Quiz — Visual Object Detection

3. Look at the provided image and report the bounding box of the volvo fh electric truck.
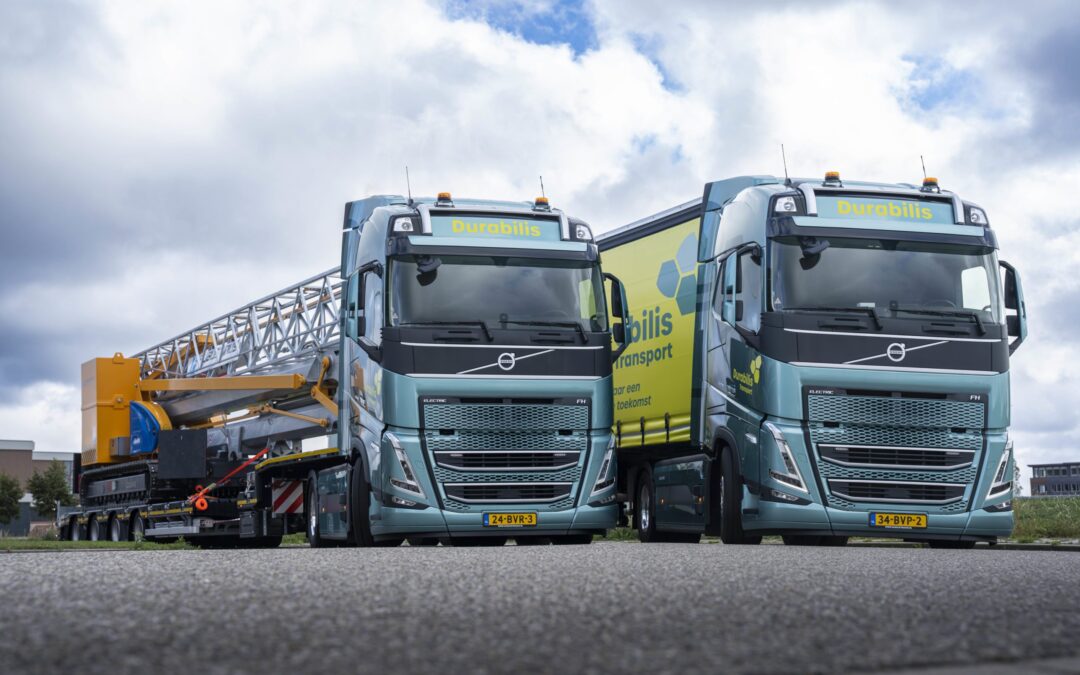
[60,193,628,547]
[598,173,1026,548]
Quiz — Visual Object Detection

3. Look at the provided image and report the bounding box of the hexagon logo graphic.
[656,232,699,316]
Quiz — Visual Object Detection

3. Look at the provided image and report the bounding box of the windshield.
[770,237,1002,323]
[389,255,608,332]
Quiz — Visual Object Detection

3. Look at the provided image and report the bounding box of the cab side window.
[737,250,762,333]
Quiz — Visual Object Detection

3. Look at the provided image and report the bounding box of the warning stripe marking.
[271,480,304,514]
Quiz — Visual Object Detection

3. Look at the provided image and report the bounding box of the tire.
[306,471,328,548]
[107,515,121,542]
[821,536,849,547]
[68,516,81,541]
[374,537,405,548]
[928,540,977,549]
[636,466,660,543]
[782,535,823,546]
[719,448,761,545]
[407,537,440,547]
[348,460,376,547]
[129,512,145,542]
[87,515,100,541]
[552,534,593,545]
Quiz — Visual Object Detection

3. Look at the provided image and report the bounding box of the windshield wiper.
[786,306,882,330]
[890,308,986,336]
[400,320,493,342]
[500,319,587,343]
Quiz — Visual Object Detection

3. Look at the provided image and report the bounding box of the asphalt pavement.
[1,542,1078,674]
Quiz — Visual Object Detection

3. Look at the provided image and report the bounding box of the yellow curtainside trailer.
[602,212,700,449]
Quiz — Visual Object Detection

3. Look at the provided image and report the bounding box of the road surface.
[2,542,1078,674]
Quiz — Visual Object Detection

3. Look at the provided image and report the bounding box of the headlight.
[590,437,616,501]
[986,439,1013,501]
[386,432,425,497]
[763,422,808,494]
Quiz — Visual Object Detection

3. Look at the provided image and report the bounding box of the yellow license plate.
[870,512,927,529]
[483,512,537,527]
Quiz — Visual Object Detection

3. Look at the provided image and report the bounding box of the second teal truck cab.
[323,193,629,546]
[599,173,1026,548]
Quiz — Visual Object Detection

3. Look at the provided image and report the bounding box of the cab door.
[711,246,765,487]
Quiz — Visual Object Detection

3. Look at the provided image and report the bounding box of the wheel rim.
[131,515,144,542]
[717,464,724,518]
[70,518,80,541]
[88,519,99,541]
[639,483,650,531]
[109,519,120,542]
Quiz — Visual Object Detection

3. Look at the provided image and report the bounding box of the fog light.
[771,489,800,503]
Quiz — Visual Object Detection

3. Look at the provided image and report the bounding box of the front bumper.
[372,501,618,539]
[750,498,1014,540]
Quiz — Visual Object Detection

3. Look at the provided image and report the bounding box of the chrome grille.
[434,451,581,471]
[808,394,983,429]
[423,403,588,431]
[443,483,573,503]
[819,445,975,470]
[828,480,966,505]
[806,391,986,513]
[421,399,590,512]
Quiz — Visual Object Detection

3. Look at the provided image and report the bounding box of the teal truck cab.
[599,173,1026,548]
[327,193,628,546]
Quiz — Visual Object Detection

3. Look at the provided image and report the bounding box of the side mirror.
[604,272,630,361]
[1000,260,1027,354]
[351,261,384,362]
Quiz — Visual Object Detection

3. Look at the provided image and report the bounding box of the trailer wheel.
[87,515,100,541]
[306,471,328,548]
[107,515,121,542]
[348,460,376,547]
[68,516,81,541]
[719,447,761,545]
[129,512,145,542]
[636,466,660,543]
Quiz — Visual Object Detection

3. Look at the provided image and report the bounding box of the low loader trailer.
[598,173,1026,548]
[60,193,629,547]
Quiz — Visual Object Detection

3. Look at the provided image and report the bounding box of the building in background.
[0,440,78,535]
[1030,462,1080,497]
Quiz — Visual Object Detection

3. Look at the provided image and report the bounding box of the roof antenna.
[920,155,927,180]
[405,165,413,205]
[781,144,791,186]
[539,175,546,198]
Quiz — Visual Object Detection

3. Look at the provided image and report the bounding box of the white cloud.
[1,0,1077,484]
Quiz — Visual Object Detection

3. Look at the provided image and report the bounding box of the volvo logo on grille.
[497,352,516,370]
[886,343,907,362]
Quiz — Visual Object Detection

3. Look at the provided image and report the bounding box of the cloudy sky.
[1,0,1077,482]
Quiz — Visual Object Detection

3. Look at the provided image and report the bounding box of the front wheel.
[636,467,660,543]
[719,448,761,545]
[306,471,328,548]
[348,460,376,547]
